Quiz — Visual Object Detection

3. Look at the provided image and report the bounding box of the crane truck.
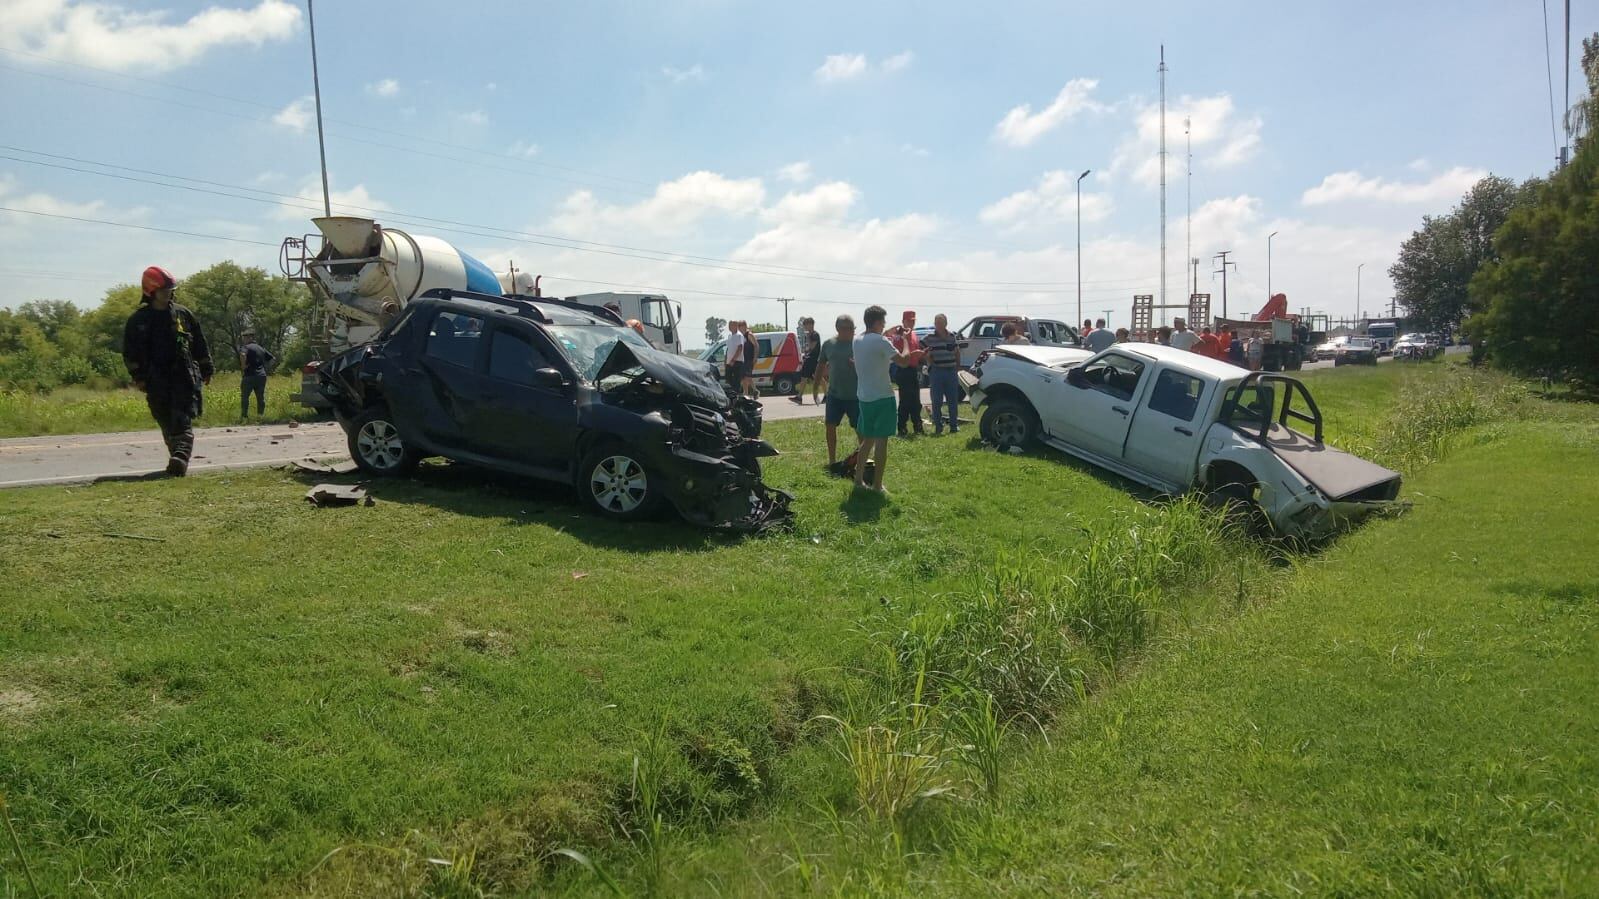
[281,216,686,410]
[1211,293,1312,371]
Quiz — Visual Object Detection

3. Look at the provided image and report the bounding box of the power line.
[3,206,1151,311]
[1543,0,1560,155]
[0,46,1041,257]
[2,145,1156,293]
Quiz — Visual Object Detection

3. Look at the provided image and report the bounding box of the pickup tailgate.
[1263,425,1401,501]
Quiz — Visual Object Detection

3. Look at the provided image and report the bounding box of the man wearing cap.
[123,266,213,476]
[238,329,275,420]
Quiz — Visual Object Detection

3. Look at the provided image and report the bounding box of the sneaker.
[788,395,803,404]
[950,426,960,434]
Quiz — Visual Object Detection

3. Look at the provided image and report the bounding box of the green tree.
[1389,175,1535,332]
[705,315,726,345]
[180,262,313,371]
[747,322,785,333]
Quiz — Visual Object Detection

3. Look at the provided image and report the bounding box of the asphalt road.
[0,391,877,489]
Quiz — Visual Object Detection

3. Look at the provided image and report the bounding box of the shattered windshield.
[547,325,652,382]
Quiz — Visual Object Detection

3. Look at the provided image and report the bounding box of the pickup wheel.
[1205,479,1269,537]
[348,406,420,476]
[980,398,1040,449]
[579,442,665,521]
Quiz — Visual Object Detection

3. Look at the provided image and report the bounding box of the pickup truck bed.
[1258,423,1401,502]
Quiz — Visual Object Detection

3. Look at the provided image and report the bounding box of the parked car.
[700,330,803,395]
[1392,333,1441,361]
[317,289,793,531]
[1313,335,1348,361]
[1334,336,1379,366]
[957,315,1080,364]
[958,343,1401,539]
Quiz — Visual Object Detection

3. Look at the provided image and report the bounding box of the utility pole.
[1103,308,1113,328]
[306,0,331,217]
[1190,257,1199,297]
[1185,116,1192,302]
[1076,169,1091,331]
[1356,263,1365,321]
[1213,250,1235,319]
[1157,46,1168,324]
[776,297,793,331]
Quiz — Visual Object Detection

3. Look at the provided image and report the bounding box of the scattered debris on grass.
[305,484,374,507]
[290,458,359,475]
[102,532,165,542]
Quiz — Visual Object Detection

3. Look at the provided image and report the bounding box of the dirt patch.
[0,687,41,722]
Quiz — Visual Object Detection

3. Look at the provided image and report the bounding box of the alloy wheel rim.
[591,455,647,512]
[993,412,1027,446]
[357,420,403,469]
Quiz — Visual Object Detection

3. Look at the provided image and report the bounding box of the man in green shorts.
[852,305,914,494]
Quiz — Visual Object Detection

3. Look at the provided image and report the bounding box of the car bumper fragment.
[665,441,794,534]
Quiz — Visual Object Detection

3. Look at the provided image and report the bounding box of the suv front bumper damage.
[665,440,794,533]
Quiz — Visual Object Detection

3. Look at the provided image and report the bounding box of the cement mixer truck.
[281,216,685,410]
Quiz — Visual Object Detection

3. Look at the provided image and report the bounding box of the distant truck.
[1365,321,1400,355]
[281,216,686,409]
[957,315,1081,361]
[1213,293,1311,371]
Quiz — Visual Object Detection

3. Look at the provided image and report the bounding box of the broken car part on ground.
[316,289,793,532]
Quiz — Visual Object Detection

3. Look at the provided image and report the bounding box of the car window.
[487,328,552,386]
[1147,368,1205,422]
[704,342,726,364]
[757,337,774,359]
[547,324,652,381]
[424,311,484,369]
[1079,353,1146,401]
[1034,321,1054,342]
[975,320,1002,339]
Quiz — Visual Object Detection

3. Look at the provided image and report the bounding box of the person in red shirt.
[887,310,924,436]
[1194,326,1223,358]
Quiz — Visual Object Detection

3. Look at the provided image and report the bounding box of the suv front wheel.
[348,405,420,476]
[580,443,664,520]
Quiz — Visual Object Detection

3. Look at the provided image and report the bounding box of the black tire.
[979,398,1040,449]
[579,442,665,521]
[1205,479,1269,537]
[347,405,420,476]
[771,374,797,396]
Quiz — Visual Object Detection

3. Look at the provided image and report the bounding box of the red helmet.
[141,265,174,295]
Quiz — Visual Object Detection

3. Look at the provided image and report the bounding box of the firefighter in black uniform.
[123,266,213,476]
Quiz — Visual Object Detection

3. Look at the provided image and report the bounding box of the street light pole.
[306,0,331,217]
[1357,263,1365,320]
[1076,169,1091,332]
[1267,230,1279,300]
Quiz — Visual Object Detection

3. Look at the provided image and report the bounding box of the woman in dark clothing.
[791,316,823,405]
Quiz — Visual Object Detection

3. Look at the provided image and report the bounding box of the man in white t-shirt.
[1168,318,1199,352]
[723,319,745,393]
[852,305,913,494]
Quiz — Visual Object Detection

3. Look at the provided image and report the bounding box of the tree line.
[1392,33,1599,388]
[0,262,316,391]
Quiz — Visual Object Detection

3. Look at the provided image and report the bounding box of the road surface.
[0,391,892,489]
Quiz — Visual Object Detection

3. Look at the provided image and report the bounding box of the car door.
[472,323,579,471]
[402,309,486,453]
[1044,351,1148,459]
[1123,365,1209,489]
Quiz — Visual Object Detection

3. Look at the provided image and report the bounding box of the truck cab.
[567,293,685,355]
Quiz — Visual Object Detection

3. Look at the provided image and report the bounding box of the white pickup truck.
[959,343,1402,539]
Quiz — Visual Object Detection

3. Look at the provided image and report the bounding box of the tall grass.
[0,375,309,437]
[1348,365,1525,472]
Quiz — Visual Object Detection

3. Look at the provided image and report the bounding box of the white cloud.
[365,78,400,97]
[813,50,916,84]
[1111,93,1264,187]
[978,170,1112,231]
[993,78,1105,147]
[508,140,540,159]
[1407,158,1431,172]
[777,161,813,184]
[901,143,931,158]
[1300,166,1487,206]
[459,110,489,126]
[2,0,300,73]
[549,171,766,236]
[0,173,141,220]
[272,176,390,221]
[486,82,498,92]
[272,96,314,132]
[661,64,707,84]
[881,50,914,73]
[763,182,859,225]
[814,53,868,83]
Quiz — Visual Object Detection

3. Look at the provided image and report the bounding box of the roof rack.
[417,288,552,323]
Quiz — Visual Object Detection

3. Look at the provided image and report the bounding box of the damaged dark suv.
[317,289,793,531]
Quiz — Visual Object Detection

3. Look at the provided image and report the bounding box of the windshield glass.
[547,324,652,381]
[1347,338,1374,348]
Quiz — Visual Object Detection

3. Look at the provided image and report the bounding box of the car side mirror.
[533,367,565,389]
[1066,367,1086,388]
[660,326,674,344]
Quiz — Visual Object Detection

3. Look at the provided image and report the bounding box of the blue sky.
[2,0,1593,338]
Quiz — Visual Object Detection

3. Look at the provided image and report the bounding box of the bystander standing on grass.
[853,305,912,493]
[923,313,962,436]
[817,315,860,470]
[122,266,212,476]
[237,329,274,420]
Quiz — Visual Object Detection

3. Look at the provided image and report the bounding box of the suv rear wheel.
[348,406,420,476]
[580,442,664,520]
[980,398,1039,449]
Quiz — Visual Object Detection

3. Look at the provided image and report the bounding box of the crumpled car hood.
[595,340,729,409]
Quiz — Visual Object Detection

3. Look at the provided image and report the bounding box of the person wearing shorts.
[852,305,913,494]
[817,315,859,468]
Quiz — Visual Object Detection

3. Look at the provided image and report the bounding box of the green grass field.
[1,362,1594,896]
[0,374,312,437]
